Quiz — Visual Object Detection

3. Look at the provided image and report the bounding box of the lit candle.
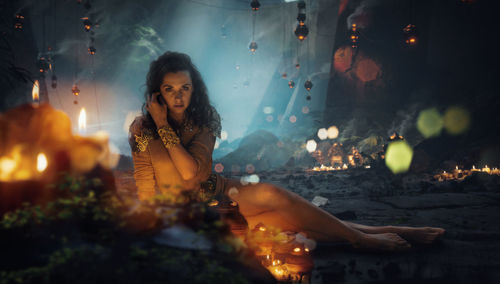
[78,107,87,134]
[32,80,39,106]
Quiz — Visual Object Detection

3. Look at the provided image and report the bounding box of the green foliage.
[0,174,252,284]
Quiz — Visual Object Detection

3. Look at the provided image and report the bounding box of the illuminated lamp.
[403,24,418,46]
[88,46,96,55]
[51,74,57,89]
[251,0,260,11]
[82,18,92,32]
[14,14,24,30]
[72,84,80,97]
[297,13,306,25]
[37,57,50,73]
[295,24,309,41]
[288,80,295,88]
[350,24,359,49]
[249,41,258,53]
[304,80,313,91]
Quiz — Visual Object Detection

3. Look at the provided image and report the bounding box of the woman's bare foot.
[353,233,412,251]
[390,226,445,244]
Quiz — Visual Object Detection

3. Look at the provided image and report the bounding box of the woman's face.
[159,71,193,117]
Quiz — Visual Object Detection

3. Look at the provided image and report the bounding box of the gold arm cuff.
[157,125,181,149]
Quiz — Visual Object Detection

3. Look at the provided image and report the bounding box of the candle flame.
[78,108,87,131]
[32,80,39,101]
[293,247,301,253]
[208,200,219,207]
[37,153,48,172]
[259,226,266,232]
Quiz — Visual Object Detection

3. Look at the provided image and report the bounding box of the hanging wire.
[251,7,256,41]
[306,0,310,78]
[51,0,64,109]
[91,55,102,130]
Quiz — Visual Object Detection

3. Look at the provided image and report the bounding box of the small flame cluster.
[403,24,418,46]
[434,165,500,182]
[246,223,314,282]
[310,143,366,171]
[350,23,359,49]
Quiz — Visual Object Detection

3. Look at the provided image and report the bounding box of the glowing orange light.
[259,226,266,232]
[78,108,87,132]
[208,200,219,207]
[293,247,301,253]
[36,153,48,172]
[32,80,39,102]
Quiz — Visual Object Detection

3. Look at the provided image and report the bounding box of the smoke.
[388,103,422,137]
[346,0,379,28]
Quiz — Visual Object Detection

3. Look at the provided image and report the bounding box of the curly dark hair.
[139,51,221,137]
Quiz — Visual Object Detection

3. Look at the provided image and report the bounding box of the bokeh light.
[240,174,260,185]
[443,106,471,135]
[263,106,274,114]
[221,130,228,141]
[317,128,328,140]
[214,163,224,173]
[289,115,297,123]
[416,108,443,138]
[327,126,339,139]
[306,140,317,153]
[355,58,381,82]
[266,115,273,122]
[385,140,414,174]
[246,164,255,174]
[302,106,310,114]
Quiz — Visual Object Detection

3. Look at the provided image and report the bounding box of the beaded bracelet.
[157,125,180,149]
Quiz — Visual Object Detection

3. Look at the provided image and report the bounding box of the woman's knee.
[250,183,294,209]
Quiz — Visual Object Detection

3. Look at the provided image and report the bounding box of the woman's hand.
[146,92,168,128]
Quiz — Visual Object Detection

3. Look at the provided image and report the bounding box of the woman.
[129,51,444,251]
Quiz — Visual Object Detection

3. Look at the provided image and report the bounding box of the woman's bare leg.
[224,179,411,251]
[343,221,445,244]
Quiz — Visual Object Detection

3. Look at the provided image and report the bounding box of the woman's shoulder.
[128,115,155,152]
[129,115,152,135]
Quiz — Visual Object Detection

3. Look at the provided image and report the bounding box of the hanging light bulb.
[88,46,96,55]
[288,80,295,88]
[249,41,258,54]
[14,14,24,30]
[82,18,92,32]
[250,0,261,11]
[297,1,306,10]
[350,23,359,49]
[304,80,313,91]
[403,24,418,45]
[72,84,80,97]
[295,24,309,41]
[51,74,57,89]
[297,13,306,26]
[37,57,50,73]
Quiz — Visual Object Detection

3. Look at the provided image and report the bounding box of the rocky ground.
[114,166,500,283]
